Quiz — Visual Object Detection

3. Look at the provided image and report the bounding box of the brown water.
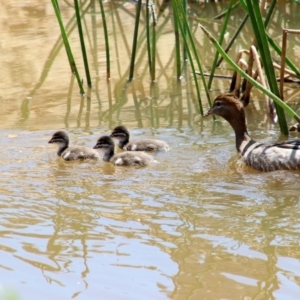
[1,1,300,299]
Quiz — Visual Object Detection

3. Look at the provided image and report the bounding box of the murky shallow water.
[1,1,300,299]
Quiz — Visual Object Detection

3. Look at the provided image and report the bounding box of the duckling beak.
[48,138,54,144]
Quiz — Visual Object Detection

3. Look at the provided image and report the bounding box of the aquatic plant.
[201,0,300,134]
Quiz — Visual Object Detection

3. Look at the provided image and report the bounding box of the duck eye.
[215,101,222,107]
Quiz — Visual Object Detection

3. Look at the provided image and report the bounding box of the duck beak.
[204,107,214,117]
[48,138,54,144]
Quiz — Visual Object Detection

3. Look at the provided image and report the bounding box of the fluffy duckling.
[49,131,99,161]
[205,93,300,171]
[93,136,155,166]
[110,125,169,152]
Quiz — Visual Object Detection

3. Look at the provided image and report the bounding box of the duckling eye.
[215,100,222,107]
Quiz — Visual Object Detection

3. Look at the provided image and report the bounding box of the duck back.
[241,139,300,171]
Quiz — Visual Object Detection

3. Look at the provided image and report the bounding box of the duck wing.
[273,139,300,150]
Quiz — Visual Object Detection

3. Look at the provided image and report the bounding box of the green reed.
[146,0,152,75]
[51,0,85,94]
[74,0,92,87]
[129,0,142,81]
[245,0,288,134]
[171,1,181,79]
[146,0,157,81]
[216,14,249,67]
[173,0,211,114]
[207,0,234,90]
[98,0,110,79]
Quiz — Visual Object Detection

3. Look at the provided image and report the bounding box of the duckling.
[205,93,300,171]
[110,125,169,152]
[48,131,99,161]
[93,136,155,166]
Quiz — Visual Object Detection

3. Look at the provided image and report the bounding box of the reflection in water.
[1,0,300,299]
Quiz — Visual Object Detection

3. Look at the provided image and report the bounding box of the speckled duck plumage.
[205,94,300,171]
[48,131,99,161]
[93,136,155,166]
[110,125,169,152]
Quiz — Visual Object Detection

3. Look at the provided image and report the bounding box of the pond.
[1,1,300,299]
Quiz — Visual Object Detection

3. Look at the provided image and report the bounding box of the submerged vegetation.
[48,0,300,134]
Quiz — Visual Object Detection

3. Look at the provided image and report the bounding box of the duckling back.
[61,146,100,161]
[110,151,155,166]
[125,139,169,152]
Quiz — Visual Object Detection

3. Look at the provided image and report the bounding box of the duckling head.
[93,136,115,161]
[48,131,69,147]
[111,125,129,139]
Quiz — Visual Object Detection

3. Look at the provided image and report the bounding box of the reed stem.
[74,0,92,88]
[150,1,157,81]
[208,0,234,90]
[129,0,142,81]
[246,0,288,134]
[174,0,211,111]
[98,0,111,80]
[171,1,181,79]
[51,0,85,94]
[146,0,152,75]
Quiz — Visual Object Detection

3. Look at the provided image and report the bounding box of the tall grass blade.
[182,0,187,61]
[171,1,181,79]
[51,0,85,94]
[214,1,240,20]
[98,0,111,79]
[74,0,92,88]
[208,0,234,89]
[264,0,276,26]
[146,0,152,75]
[244,0,288,134]
[149,1,157,81]
[173,0,211,112]
[216,14,249,67]
[172,0,201,114]
[129,0,142,81]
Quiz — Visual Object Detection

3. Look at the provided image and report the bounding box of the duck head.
[206,94,247,130]
[205,94,245,121]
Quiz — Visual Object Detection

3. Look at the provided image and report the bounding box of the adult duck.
[93,136,156,166]
[49,131,99,161]
[110,125,169,152]
[205,93,300,171]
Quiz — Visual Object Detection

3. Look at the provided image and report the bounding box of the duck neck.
[57,142,68,157]
[103,147,114,162]
[228,118,251,153]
